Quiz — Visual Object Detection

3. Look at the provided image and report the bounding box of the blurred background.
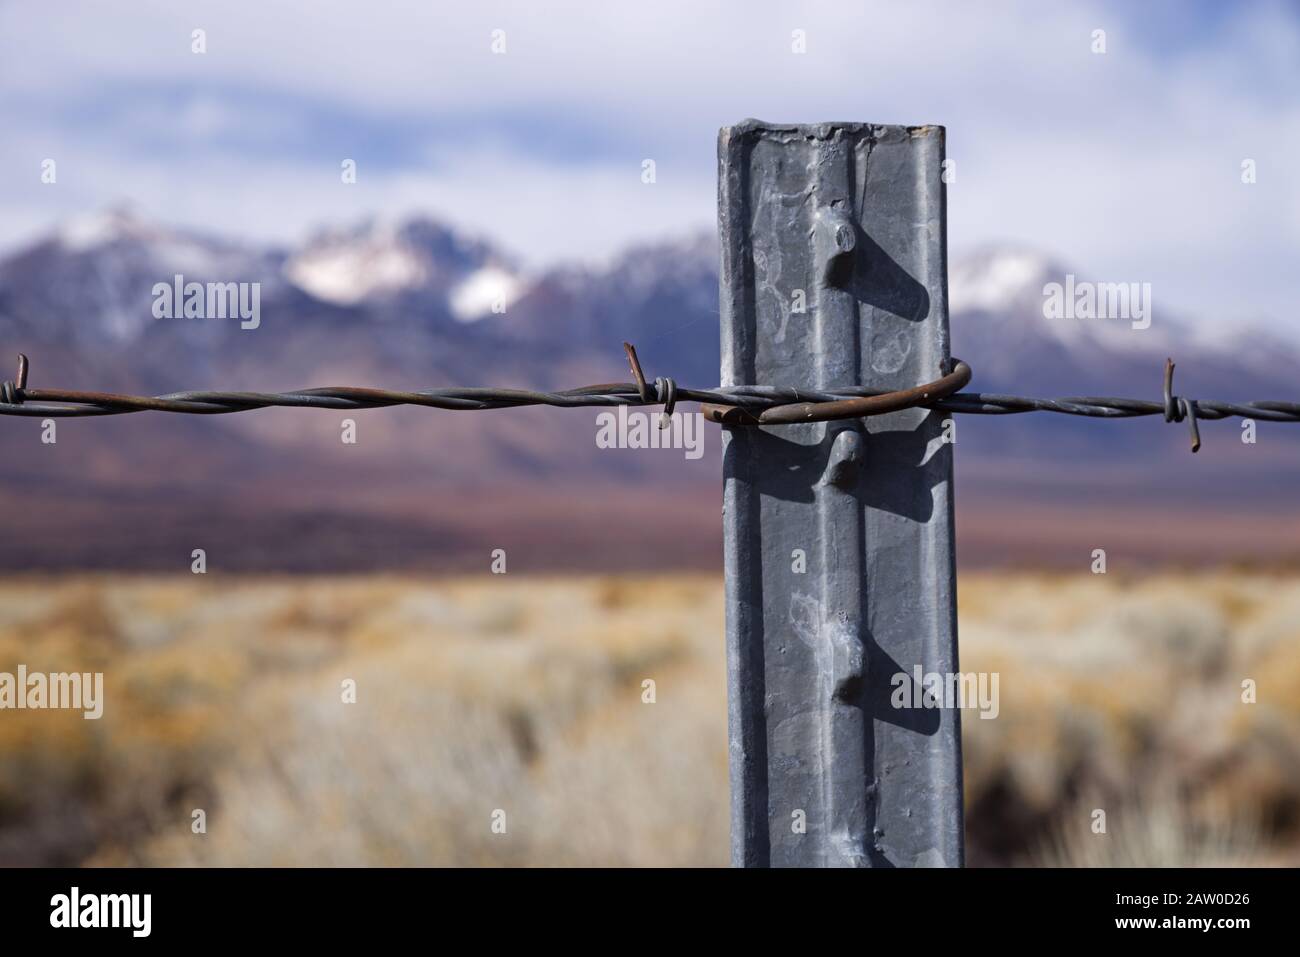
[0,0,1297,865]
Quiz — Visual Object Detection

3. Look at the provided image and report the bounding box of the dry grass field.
[0,571,1297,866]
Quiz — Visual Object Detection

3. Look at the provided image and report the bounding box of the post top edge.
[720,119,945,142]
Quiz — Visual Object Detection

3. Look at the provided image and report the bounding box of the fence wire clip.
[700,358,972,425]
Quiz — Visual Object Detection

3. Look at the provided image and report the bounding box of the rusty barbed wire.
[2,345,1298,453]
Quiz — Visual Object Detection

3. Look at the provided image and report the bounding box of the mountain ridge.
[1,209,1297,570]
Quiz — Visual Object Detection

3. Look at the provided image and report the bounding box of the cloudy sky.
[2,0,1298,333]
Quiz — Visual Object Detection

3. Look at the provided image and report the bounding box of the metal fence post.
[719,120,963,867]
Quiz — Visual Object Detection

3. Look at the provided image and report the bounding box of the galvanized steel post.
[719,120,964,867]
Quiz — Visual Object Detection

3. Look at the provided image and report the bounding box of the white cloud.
[1,0,1299,333]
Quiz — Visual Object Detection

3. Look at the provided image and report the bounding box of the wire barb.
[622,342,652,402]
[655,376,678,429]
[624,341,679,429]
[1162,357,1201,452]
[0,354,27,406]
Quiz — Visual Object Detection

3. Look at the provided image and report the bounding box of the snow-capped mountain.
[0,210,1296,571]
[947,245,1296,403]
[0,207,285,346]
[949,246,1056,315]
[949,245,1182,373]
[284,216,522,321]
[496,231,721,383]
[2,210,1294,405]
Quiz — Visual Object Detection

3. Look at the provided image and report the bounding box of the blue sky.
[2,0,1299,334]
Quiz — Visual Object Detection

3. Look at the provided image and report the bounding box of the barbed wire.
[2,345,1298,453]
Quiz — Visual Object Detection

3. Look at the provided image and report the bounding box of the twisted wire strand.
[1,347,1298,451]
